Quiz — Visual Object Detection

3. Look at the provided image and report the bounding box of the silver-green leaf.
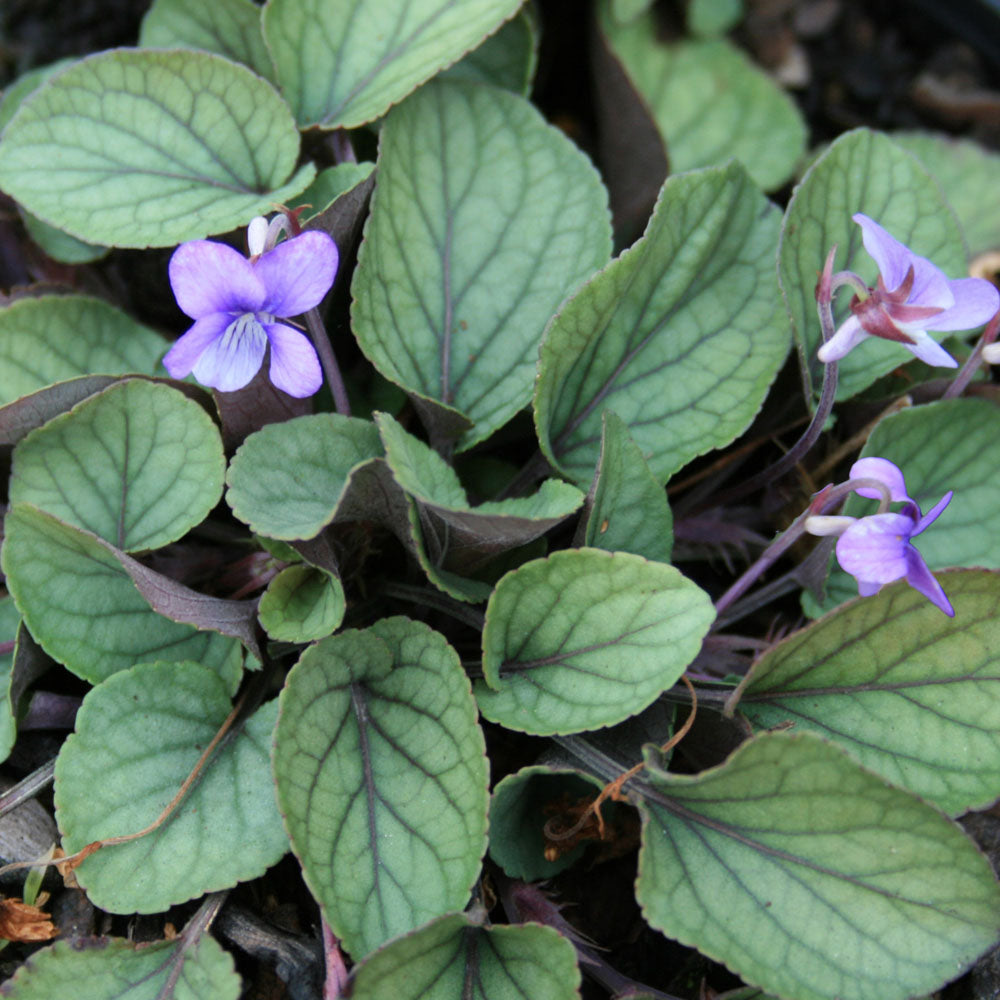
[637,731,1000,1000]
[0,49,314,247]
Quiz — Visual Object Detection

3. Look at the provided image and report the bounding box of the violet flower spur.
[805,457,954,616]
[162,221,339,398]
[817,213,1000,368]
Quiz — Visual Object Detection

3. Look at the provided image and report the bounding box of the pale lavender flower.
[163,221,338,397]
[818,214,999,368]
[805,457,953,616]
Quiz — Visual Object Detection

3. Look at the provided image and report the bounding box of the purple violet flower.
[163,221,339,397]
[805,457,954,616]
[817,214,999,368]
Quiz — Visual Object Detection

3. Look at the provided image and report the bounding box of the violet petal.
[929,278,1000,332]
[169,240,266,318]
[191,314,268,392]
[162,312,232,378]
[853,214,913,291]
[904,548,954,616]
[836,513,913,585]
[265,322,323,398]
[817,315,868,362]
[912,490,953,536]
[853,214,953,308]
[256,232,339,317]
[849,457,911,503]
[903,331,959,368]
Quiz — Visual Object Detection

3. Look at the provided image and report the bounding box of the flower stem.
[942,309,1000,400]
[304,307,351,417]
[702,250,842,508]
[712,475,890,617]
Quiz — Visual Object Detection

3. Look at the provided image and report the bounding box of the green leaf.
[0,296,167,406]
[274,618,488,959]
[582,411,673,562]
[377,412,583,571]
[263,0,523,128]
[226,413,383,540]
[608,0,655,24]
[288,162,375,220]
[812,397,1000,615]
[535,161,786,486]
[636,731,1000,1000]
[258,564,345,642]
[475,549,714,734]
[10,380,224,552]
[778,128,967,402]
[350,913,581,1000]
[688,0,744,35]
[0,375,128,447]
[439,6,539,95]
[353,79,611,450]
[739,570,1000,816]
[1,504,242,687]
[599,7,805,190]
[489,765,620,879]
[55,661,286,914]
[0,934,240,1000]
[0,599,21,764]
[140,0,276,82]
[0,59,75,132]
[20,210,108,265]
[0,49,314,248]
[892,130,1000,259]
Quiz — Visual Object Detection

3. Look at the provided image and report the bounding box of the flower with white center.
[163,219,339,397]
[817,214,999,368]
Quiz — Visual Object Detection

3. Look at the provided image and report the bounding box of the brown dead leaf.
[0,897,57,942]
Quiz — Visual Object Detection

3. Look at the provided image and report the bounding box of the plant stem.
[942,310,1000,400]
[304,306,351,416]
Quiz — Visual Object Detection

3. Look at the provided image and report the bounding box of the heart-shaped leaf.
[10,380,224,552]
[739,570,1000,816]
[55,661,286,913]
[636,731,1000,1000]
[535,161,786,486]
[599,5,805,190]
[274,618,488,959]
[0,934,240,1000]
[263,0,522,128]
[0,296,166,407]
[349,913,581,1000]
[353,79,611,450]
[139,0,276,82]
[258,564,345,642]
[226,413,383,540]
[778,128,966,402]
[475,549,714,734]
[1,504,242,687]
[0,49,314,247]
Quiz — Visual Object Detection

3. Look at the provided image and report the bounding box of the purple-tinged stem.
[942,309,1000,400]
[304,306,352,417]
[712,476,891,617]
[322,919,349,1000]
[705,250,844,508]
